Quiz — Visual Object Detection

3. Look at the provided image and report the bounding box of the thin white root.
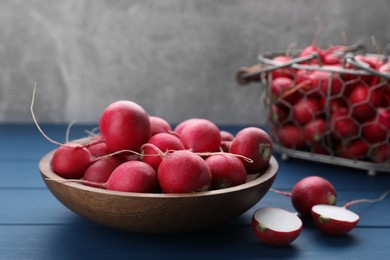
[31,83,64,146]
[343,189,390,209]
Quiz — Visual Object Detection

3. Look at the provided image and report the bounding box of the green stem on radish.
[343,189,390,209]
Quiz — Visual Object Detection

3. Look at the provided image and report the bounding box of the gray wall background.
[1,0,389,126]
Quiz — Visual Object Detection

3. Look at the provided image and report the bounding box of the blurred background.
[0,0,389,126]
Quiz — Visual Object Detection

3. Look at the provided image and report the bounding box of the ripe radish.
[292,98,322,126]
[312,190,390,236]
[173,118,201,135]
[82,157,122,187]
[336,140,369,160]
[220,130,234,141]
[179,119,221,153]
[99,100,152,152]
[87,141,111,157]
[371,144,390,163]
[31,86,95,179]
[220,131,235,152]
[271,77,301,104]
[149,116,172,135]
[157,150,212,193]
[303,118,327,145]
[320,97,346,115]
[310,69,343,96]
[287,176,337,219]
[330,108,359,141]
[271,55,295,79]
[229,127,273,174]
[362,117,388,144]
[347,55,382,84]
[270,104,289,125]
[252,207,302,246]
[105,161,157,193]
[51,144,94,179]
[348,84,382,120]
[205,154,246,189]
[378,107,390,129]
[141,133,185,171]
[276,124,305,150]
[322,45,347,65]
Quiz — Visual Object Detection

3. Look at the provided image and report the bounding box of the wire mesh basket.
[237,43,390,176]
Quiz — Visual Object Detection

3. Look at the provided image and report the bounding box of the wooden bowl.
[39,148,278,234]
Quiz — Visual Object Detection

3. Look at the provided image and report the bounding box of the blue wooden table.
[1,124,389,260]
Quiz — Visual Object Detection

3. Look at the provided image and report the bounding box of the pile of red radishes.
[264,42,390,164]
[47,99,273,194]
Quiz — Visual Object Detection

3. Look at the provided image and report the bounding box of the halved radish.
[252,207,302,246]
[311,189,390,236]
[311,204,359,236]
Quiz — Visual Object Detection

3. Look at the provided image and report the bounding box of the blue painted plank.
[0,224,389,260]
[0,161,46,188]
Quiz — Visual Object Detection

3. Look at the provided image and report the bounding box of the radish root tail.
[343,189,390,209]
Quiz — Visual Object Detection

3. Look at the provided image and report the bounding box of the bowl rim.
[39,145,278,199]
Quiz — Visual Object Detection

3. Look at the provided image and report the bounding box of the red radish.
[271,55,295,79]
[141,133,185,171]
[252,207,302,246]
[82,157,122,186]
[371,144,390,163]
[87,141,111,157]
[149,116,172,135]
[51,144,94,179]
[220,131,235,152]
[312,145,330,155]
[179,119,221,153]
[294,70,317,95]
[378,62,390,106]
[322,45,347,65]
[271,77,301,104]
[297,69,314,89]
[346,55,383,84]
[320,97,346,115]
[205,154,246,189]
[292,97,322,126]
[330,108,359,141]
[173,118,202,135]
[31,86,95,179]
[362,117,388,144]
[348,84,382,120]
[105,161,157,193]
[157,150,212,193]
[229,127,273,174]
[299,44,324,64]
[336,140,369,160]
[270,104,289,125]
[378,107,390,130]
[303,118,327,145]
[220,130,234,141]
[290,176,337,218]
[276,124,305,149]
[310,69,344,96]
[99,100,152,152]
[312,190,390,236]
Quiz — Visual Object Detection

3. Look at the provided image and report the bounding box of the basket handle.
[236,53,320,85]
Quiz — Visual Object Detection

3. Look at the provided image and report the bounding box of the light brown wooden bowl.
[39,148,278,234]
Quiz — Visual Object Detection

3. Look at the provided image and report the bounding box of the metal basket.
[237,43,390,176]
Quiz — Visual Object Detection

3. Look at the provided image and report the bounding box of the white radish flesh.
[252,208,302,246]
